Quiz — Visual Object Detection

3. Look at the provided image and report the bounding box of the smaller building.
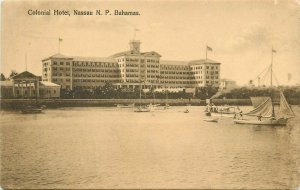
[0,71,61,99]
[39,81,60,99]
[219,78,237,90]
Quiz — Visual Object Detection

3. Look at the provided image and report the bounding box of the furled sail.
[244,97,273,117]
[278,91,295,118]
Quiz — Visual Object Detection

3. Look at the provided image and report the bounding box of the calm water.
[1,106,300,189]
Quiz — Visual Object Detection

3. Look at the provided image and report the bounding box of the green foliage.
[9,70,18,78]
[194,86,219,99]
[218,87,300,99]
[0,73,6,81]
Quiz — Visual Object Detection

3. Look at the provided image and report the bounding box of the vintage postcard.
[1,0,300,189]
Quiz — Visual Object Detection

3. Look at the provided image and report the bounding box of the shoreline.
[1,98,299,110]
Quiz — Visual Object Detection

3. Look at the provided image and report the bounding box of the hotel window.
[53,62,57,65]
[66,62,70,66]
[60,62,64,65]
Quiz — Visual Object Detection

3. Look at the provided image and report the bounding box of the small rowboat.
[21,106,43,114]
[203,118,219,122]
[134,106,151,112]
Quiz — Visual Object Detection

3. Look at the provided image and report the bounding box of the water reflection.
[1,106,299,189]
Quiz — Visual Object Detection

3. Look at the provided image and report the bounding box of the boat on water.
[203,118,219,122]
[184,109,189,113]
[234,48,295,126]
[134,106,151,112]
[21,105,43,114]
[116,103,135,108]
[205,105,237,118]
[146,103,160,109]
[233,91,294,126]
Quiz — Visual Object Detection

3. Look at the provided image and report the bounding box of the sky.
[1,0,300,85]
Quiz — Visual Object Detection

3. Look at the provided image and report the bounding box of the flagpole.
[25,51,27,71]
[58,38,61,54]
[205,45,207,61]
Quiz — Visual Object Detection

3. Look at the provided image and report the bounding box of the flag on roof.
[59,38,63,42]
[206,46,213,51]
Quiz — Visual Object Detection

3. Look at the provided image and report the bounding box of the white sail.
[244,97,273,117]
[250,97,270,108]
[278,91,295,118]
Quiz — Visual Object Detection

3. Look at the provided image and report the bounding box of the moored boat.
[21,106,43,114]
[116,103,135,108]
[233,91,294,126]
[134,106,151,112]
[203,118,219,122]
[234,117,288,126]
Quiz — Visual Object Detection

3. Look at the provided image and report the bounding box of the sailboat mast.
[270,48,273,87]
[270,47,276,117]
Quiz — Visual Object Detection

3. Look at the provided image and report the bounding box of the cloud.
[222,24,272,53]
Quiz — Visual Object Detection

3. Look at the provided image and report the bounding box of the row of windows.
[73,74,120,78]
[161,71,192,75]
[72,68,119,72]
[53,61,71,66]
[73,79,121,83]
[52,73,70,77]
[160,66,190,70]
[53,67,71,71]
[191,66,219,70]
[72,61,117,67]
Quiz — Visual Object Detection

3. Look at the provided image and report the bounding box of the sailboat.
[134,52,150,112]
[233,92,295,125]
[233,48,295,126]
[134,81,151,112]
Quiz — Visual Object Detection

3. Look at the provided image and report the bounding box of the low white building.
[39,81,61,98]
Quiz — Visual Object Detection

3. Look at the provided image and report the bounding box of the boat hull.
[21,108,43,114]
[203,118,219,122]
[134,107,151,112]
[233,118,288,126]
[116,104,135,108]
[210,113,234,118]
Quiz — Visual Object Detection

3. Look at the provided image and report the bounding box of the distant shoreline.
[1,98,299,110]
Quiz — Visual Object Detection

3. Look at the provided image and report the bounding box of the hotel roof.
[43,54,116,63]
[188,59,221,65]
[111,50,161,58]
[42,53,73,61]
[72,56,116,63]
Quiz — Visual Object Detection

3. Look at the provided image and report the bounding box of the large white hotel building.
[42,40,221,90]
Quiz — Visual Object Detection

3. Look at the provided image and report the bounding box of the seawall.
[1,98,299,109]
